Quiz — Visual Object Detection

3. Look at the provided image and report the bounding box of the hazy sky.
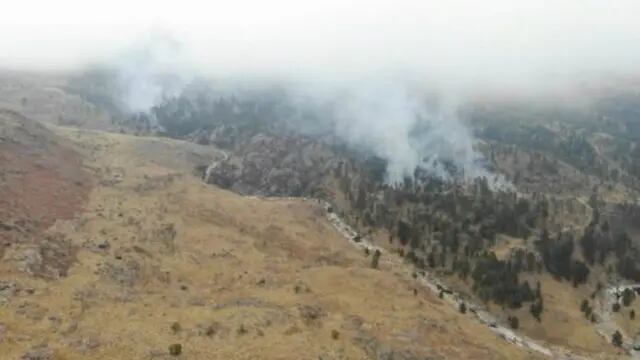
[2,0,640,90]
[3,0,638,182]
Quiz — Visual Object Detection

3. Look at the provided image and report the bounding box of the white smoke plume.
[2,0,640,183]
[111,34,194,114]
[301,81,492,183]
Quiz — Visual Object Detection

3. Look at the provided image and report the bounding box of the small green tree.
[580,299,589,313]
[612,330,623,347]
[459,302,467,314]
[622,288,635,307]
[612,303,621,312]
[371,249,381,269]
[169,343,182,356]
[530,301,543,322]
[508,316,519,329]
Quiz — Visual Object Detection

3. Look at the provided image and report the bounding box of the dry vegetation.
[0,124,542,359]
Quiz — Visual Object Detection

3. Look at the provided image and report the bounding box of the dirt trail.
[595,284,640,358]
[317,199,563,357]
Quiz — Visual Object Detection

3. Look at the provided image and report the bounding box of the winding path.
[316,198,594,359]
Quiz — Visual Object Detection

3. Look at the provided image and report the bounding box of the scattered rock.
[16,301,47,321]
[633,335,640,351]
[0,281,18,303]
[83,238,110,252]
[284,325,301,336]
[70,336,101,353]
[7,233,77,279]
[21,346,55,360]
[98,258,141,287]
[293,281,311,294]
[194,321,221,337]
[62,320,78,335]
[298,304,325,326]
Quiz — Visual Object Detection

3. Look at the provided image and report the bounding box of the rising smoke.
[102,43,495,184]
[3,0,640,183]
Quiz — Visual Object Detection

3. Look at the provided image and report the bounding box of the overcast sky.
[2,0,638,182]
[1,0,639,91]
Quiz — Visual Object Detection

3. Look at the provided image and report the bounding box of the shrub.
[371,249,381,269]
[530,301,543,322]
[622,288,635,307]
[169,343,182,356]
[612,330,623,347]
[331,329,340,340]
[171,322,181,333]
[580,299,589,313]
[508,316,519,329]
[459,302,467,314]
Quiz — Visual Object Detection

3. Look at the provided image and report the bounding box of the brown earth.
[0,109,90,265]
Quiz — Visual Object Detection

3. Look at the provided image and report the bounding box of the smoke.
[111,34,195,113]
[333,83,424,182]
[300,81,492,183]
[104,42,491,183]
[2,0,640,183]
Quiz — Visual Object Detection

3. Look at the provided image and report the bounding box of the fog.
[2,0,640,182]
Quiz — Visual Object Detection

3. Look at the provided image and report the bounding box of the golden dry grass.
[0,127,541,359]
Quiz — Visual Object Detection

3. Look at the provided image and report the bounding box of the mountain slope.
[0,122,542,359]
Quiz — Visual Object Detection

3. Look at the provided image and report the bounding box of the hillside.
[0,115,545,359]
[3,73,640,359]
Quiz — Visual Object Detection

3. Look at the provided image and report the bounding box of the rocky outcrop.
[4,233,77,279]
[21,346,55,360]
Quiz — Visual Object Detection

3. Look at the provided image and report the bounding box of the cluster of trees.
[581,200,640,282]
[333,161,558,317]
[537,230,590,286]
[333,148,640,324]
[580,299,596,322]
[152,90,286,138]
[471,252,540,309]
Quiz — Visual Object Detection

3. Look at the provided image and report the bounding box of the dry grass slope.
[0,124,542,359]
